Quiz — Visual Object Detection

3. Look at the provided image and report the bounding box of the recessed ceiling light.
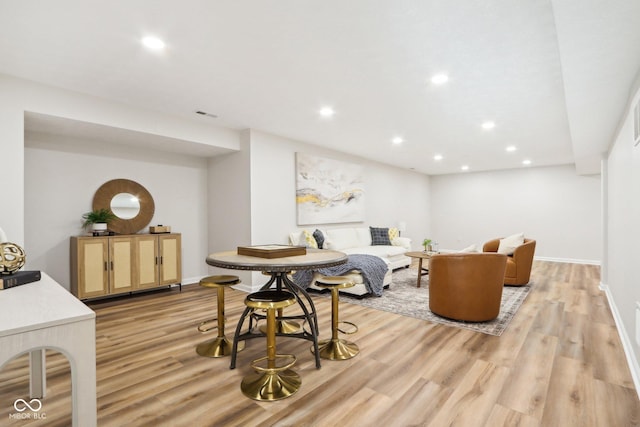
[431,74,449,85]
[392,137,404,144]
[522,159,532,166]
[461,165,469,171]
[142,36,166,50]
[506,145,517,152]
[433,154,443,161]
[319,107,335,117]
[482,121,495,130]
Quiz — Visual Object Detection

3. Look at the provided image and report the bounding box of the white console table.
[0,273,96,427]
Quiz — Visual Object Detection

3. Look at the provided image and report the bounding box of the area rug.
[337,268,532,336]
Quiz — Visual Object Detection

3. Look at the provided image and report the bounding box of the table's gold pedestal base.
[314,338,360,360]
[196,336,245,358]
[241,369,301,401]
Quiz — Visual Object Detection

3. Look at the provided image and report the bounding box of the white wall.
[24,132,211,289]
[605,80,640,383]
[206,130,253,285]
[248,129,431,247]
[430,164,601,262]
[0,73,240,246]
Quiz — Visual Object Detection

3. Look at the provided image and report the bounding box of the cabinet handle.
[110,261,114,270]
[155,256,158,265]
[104,261,108,271]
[160,256,163,264]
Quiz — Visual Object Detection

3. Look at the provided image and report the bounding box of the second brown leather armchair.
[428,253,507,322]
[483,238,536,286]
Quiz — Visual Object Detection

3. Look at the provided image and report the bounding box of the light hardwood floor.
[1,261,639,426]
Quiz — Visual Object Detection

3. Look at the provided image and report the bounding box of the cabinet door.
[77,238,109,299]
[159,234,181,285]
[110,237,135,294]
[135,235,159,289]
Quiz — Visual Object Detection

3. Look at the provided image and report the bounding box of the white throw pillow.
[354,227,372,246]
[289,231,303,246]
[497,233,524,255]
[459,244,478,253]
[324,228,360,250]
[391,237,412,250]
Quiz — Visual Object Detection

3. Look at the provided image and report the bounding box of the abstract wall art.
[295,152,365,225]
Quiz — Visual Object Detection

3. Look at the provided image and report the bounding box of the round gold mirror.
[93,179,154,234]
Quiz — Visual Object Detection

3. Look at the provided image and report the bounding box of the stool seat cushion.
[315,276,355,289]
[200,275,240,287]
[245,290,296,310]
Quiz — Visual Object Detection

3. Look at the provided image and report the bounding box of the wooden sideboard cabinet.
[70,233,182,299]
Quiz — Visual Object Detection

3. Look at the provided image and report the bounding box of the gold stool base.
[313,338,360,360]
[259,319,301,334]
[196,336,245,358]
[241,369,301,401]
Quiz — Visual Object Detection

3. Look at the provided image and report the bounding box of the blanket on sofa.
[292,254,388,297]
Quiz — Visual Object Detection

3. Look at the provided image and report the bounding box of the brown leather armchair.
[483,238,536,286]
[429,253,507,322]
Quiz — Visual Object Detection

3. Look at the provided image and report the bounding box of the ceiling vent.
[635,100,640,146]
[196,110,218,119]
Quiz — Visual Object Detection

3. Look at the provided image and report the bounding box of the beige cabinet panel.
[159,234,181,285]
[72,238,109,299]
[136,235,159,289]
[111,238,134,292]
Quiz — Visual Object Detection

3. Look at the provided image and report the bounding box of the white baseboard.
[180,276,203,286]
[437,250,601,266]
[599,282,640,399]
[534,256,600,265]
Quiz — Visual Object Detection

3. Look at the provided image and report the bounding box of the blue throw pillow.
[370,227,391,245]
[313,229,325,249]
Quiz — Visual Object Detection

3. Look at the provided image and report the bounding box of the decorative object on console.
[149,225,171,234]
[295,152,365,225]
[0,226,7,243]
[82,208,118,232]
[92,179,155,234]
[0,242,26,275]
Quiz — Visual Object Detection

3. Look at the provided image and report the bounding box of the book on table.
[0,270,42,290]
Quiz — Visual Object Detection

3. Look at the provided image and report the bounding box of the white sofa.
[289,226,412,296]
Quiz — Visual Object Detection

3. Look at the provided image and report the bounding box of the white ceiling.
[2,0,640,175]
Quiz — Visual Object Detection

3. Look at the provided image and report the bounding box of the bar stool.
[240,290,301,401]
[196,275,245,358]
[258,271,301,334]
[312,276,360,360]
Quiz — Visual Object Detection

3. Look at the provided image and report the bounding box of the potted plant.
[82,208,117,231]
[422,238,432,252]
